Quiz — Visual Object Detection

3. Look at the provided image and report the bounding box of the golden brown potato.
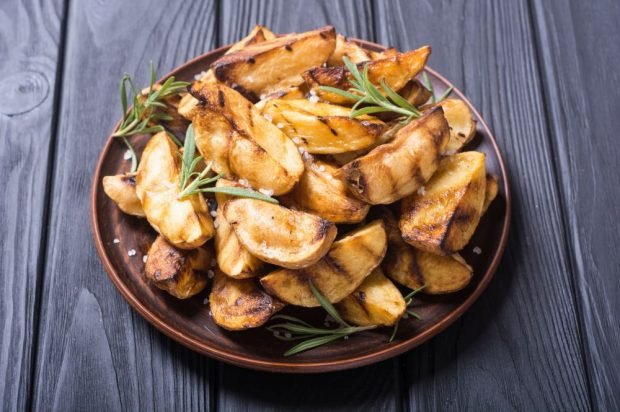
[432,99,477,154]
[368,47,399,60]
[254,86,307,110]
[102,173,145,217]
[280,159,369,223]
[400,151,486,255]
[261,99,385,154]
[303,46,431,105]
[338,107,449,204]
[214,179,263,278]
[144,236,210,299]
[399,80,432,107]
[328,34,371,65]
[211,26,336,101]
[136,132,214,249]
[260,220,387,307]
[483,174,499,214]
[224,198,337,269]
[190,83,304,195]
[336,268,406,326]
[209,270,284,330]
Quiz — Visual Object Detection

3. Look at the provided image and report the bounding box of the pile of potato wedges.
[103,25,498,333]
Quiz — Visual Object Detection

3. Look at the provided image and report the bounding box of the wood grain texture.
[30,1,218,410]
[0,0,65,410]
[530,0,620,408]
[375,0,592,410]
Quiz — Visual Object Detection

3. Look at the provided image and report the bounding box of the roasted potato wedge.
[399,80,432,107]
[190,83,304,194]
[368,47,399,61]
[209,270,284,330]
[254,86,306,110]
[260,220,387,307]
[136,132,214,249]
[339,107,449,204]
[212,26,336,101]
[224,198,337,269]
[102,172,145,217]
[380,208,472,294]
[432,99,477,154]
[328,34,371,65]
[303,46,431,105]
[483,174,499,214]
[144,236,210,299]
[400,151,486,255]
[280,159,369,223]
[261,99,385,154]
[336,268,406,326]
[214,179,263,278]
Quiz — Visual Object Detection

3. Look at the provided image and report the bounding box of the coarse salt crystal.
[309,89,317,97]
[113,238,120,244]
[238,178,250,187]
[127,249,136,257]
[203,297,209,305]
[302,151,313,161]
[263,113,272,122]
[343,336,349,340]
[284,332,292,338]
[260,240,267,249]
[276,122,285,129]
[142,255,148,263]
[210,258,217,267]
[318,165,326,172]
[213,220,219,229]
[473,246,482,255]
[210,210,217,217]
[194,71,209,80]
[444,149,457,156]
[123,150,132,160]
[207,270,215,279]
[208,310,212,317]
[417,186,426,196]
[308,95,319,103]
[259,188,274,197]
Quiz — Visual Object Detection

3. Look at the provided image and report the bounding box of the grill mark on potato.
[217,90,225,107]
[121,173,137,186]
[284,44,292,51]
[314,219,335,241]
[246,57,256,64]
[323,254,350,280]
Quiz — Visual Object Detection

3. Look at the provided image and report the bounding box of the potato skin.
[212,26,336,101]
[280,159,369,224]
[482,174,499,214]
[136,132,214,249]
[260,220,387,307]
[102,173,145,217]
[144,236,210,299]
[224,198,337,269]
[432,99,477,154]
[328,34,371,66]
[214,179,263,278]
[339,107,450,205]
[209,270,284,331]
[398,80,432,108]
[336,268,406,326]
[400,151,486,255]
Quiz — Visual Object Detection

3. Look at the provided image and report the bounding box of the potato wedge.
[261,99,385,154]
[483,174,499,214]
[102,173,145,217]
[303,46,431,105]
[260,220,387,307]
[212,26,336,101]
[328,34,371,65]
[136,132,214,249]
[433,99,477,154]
[209,270,284,330]
[339,107,449,204]
[368,47,399,61]
[214,179,263,278]
[190,83,304,194]
[399,80,432,107]
[254,86,306,110]
[280,159,369,223]
[144,236,210,299]
[336,268,406,326]
[224,198,337,269]
[400,151,486,255]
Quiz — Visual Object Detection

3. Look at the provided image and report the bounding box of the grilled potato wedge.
[483,174,499,214]
[400,151,486,255]
[102,173,145,217]
[368,47,399,60]
[209,270,284,330]
[281,159,370,223]
[254,86,306,110]
[144,236,210,299]
[336,268,406,326]
[224,198,337,269]
[328,34,371,65]
[214,179,263,278]
[260,220,387,307]
[212,26,336,101]
[339,107,449,204]
[380,208,472,293]
[433,99,477,153]
[136,132,214,249]
[190,83,304,195]
[261,99,385,154]
[399,80,432,107]
[303,46,431,105]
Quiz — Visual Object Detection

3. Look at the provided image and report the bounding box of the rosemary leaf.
[309,282,349,327]
[283,334,345,357]
[199,187,279,204]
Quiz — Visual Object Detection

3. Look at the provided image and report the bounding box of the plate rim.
[90,39,512,373]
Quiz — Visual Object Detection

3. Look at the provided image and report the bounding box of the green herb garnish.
[113,62,189,172]
[177,125,278,204]
[422,71,453,104]
[268,282,376,356]
[319,56,422,122]
[389,285,425,342]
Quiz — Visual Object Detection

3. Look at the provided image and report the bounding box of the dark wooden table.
[2,0,619,410]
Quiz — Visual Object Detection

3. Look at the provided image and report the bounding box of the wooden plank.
[30,1,219,410]
[530,0,620,408]
[375,0,592,410]
[0,0,65,410]
[216,2,402,411]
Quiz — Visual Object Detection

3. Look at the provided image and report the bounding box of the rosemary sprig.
[422,71,454,104]
[268,282,376,356]
[389,285,425,342]
[177,125,279,204]
[113,62,189,172]
[319,56,422,122]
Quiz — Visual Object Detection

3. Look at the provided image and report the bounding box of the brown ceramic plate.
[91,39,511,373]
